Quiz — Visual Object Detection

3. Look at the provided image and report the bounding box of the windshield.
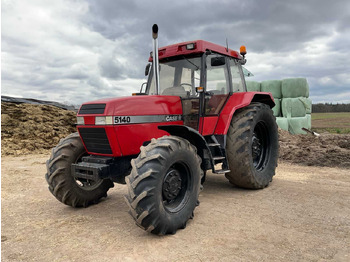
[147,57,201,97]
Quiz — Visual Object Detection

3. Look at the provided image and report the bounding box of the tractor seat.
[162,86,188,98]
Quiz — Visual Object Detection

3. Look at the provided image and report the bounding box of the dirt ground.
[1,154,349,262]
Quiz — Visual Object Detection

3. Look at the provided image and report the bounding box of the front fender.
[158,125,211,170]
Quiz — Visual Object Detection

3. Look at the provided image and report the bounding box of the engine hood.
[78,95,183,116]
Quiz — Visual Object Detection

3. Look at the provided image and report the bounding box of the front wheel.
[125,136,202,235]
[45,133,114,207]
[225,103,279,189]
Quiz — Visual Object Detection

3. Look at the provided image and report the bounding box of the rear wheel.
[125,136,202,235]
[225,103,278,189]
[45,133,114,207]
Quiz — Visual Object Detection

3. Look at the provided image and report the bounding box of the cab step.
[212,156,225,161]
[214,169,231,174]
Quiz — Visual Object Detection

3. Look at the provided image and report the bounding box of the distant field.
[312,112,350,134]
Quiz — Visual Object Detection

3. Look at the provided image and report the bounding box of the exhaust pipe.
[152,24,160,95]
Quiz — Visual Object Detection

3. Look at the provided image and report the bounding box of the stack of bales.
[246,78,311,134]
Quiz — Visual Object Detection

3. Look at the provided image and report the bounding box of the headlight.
[77,116,84,125]
[95,116,113,125]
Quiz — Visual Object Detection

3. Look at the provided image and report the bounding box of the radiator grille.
[79,104,106,114]
[78,128,112,154]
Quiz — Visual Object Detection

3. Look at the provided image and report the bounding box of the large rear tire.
[125,136,202,235]
[225,103,279,189]
[45,133,114,207]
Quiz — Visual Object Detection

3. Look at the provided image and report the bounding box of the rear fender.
[214,92,275,135]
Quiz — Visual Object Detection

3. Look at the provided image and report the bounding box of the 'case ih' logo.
[165,115,179,121]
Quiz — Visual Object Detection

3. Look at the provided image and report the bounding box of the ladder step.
[214,169,231,174]
[208,143,220,147]
[212,156,225,161]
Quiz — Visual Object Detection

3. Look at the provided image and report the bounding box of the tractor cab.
[144,40,247,133]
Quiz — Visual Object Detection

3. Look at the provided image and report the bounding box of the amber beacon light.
[240,45,247,56]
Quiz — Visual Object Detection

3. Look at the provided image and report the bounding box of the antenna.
[226,38,229,52]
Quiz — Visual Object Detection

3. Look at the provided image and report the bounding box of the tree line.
[312,103,350,113]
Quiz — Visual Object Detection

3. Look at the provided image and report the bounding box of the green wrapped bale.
[246,81,261,92]
[287,116,310,134]
[261,80,282,99]
[281,78,309,98]
[306,114,312,129]
[281,97,307,117]
[301,97,312,114]
[276,117,288,131]
[272,98,281,117]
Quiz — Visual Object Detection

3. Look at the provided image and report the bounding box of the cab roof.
[149,40,243,62]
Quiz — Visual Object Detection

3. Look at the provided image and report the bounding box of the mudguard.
[214,92,275,135]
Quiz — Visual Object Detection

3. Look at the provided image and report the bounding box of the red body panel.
[116,121,183,155]
[149,40,243,62]
[78,95,183,116]
[214,92,274,135]
[201,116,218,136]
[77,95,184,157]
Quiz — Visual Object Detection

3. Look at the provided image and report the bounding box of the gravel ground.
[1,154,350,262]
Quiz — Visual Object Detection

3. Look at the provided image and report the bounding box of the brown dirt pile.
[1,102,76,156]
[278,129,350,168]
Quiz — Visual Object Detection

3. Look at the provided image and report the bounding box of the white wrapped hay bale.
[276,117,288,131]
[281,97,308,117]
[272,98,281,117]
[261,80,282,99]
[245,81,261,92]
[281,78,309,98]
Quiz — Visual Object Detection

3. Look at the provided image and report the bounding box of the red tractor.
[46,25,278,235]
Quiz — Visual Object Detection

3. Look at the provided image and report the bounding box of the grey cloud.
[1,0,350,104]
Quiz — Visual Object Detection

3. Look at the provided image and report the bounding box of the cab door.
[199,54,231,135]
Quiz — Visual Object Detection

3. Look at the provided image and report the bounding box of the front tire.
[125,136,202,235]
[45,133,114,207]
[225,103,279,189]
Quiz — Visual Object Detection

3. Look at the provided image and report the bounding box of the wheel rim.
[162,161,192,213]
[252,121,270,171]
[73,152,104,190]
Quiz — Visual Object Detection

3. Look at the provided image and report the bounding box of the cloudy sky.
[2,0,350,105]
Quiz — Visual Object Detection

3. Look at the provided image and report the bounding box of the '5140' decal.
[114,116,131,124]
[113,115,183,125]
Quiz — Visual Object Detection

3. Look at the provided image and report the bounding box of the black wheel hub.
[252,133,262,159]
[162,162,192,213]
[252,121,270,171]
[163,169,182,201]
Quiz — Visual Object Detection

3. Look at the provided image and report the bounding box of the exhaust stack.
[152,24,160,95]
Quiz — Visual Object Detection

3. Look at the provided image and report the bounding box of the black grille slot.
[79,128,112,154]
[79,104,106,114]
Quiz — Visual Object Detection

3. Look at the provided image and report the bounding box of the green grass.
[311,127,350,134]
[311,112,350,120]
[311,112,350,134]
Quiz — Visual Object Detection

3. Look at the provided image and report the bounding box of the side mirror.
[211,56,226,67]
[145,63,151,76]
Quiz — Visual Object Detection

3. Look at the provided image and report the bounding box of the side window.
[206,55,229,95]
[229,58,244,92]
